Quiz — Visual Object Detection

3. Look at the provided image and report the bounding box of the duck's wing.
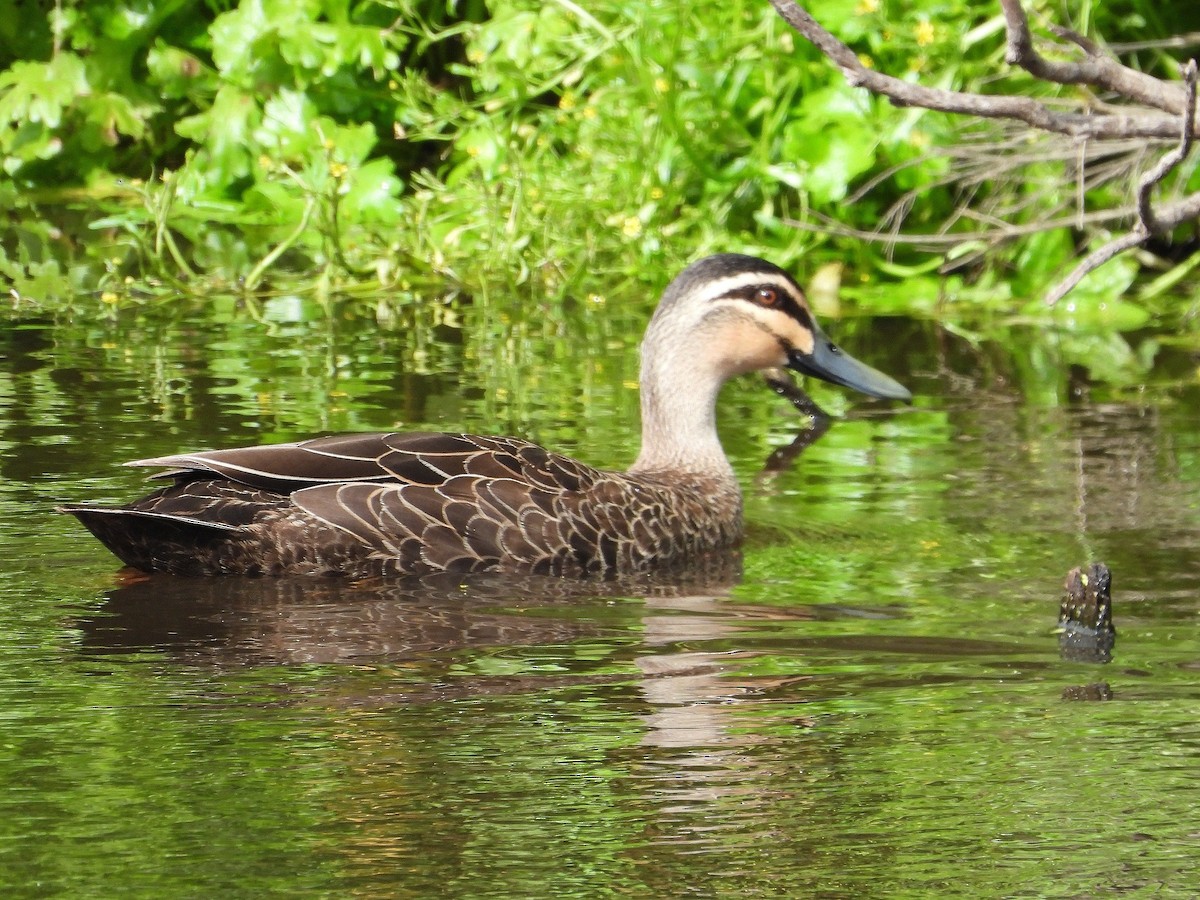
[127,432,603,496]
[290,473,628,575]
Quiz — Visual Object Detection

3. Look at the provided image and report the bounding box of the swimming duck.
[61,254,911,577]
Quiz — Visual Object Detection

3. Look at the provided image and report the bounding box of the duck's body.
[68,432,742,576]
[62,255,910,577]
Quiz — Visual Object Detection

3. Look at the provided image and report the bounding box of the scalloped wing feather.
[291,474,581,573]
[128,432,604,496]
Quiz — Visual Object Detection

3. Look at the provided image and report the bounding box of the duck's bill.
[787,328,912,402]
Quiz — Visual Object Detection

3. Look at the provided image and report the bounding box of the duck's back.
[62,432,743,577]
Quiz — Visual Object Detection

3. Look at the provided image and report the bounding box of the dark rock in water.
[1059,562,1116,664]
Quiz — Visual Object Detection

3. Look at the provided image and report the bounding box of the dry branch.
[767,0,1200,303]
[1045,59,1200,305]
[998,0,1186,115]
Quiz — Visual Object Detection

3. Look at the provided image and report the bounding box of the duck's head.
[649,254,911,402]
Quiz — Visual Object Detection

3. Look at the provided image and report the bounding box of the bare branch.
[767,0,1182,139]
[999,0,1186,115]
[1139,59,1198,232]
[1043,230,1149,306]
[1046,24,1102,58]
[1045,60,1200,304]
[768,0,1200,303]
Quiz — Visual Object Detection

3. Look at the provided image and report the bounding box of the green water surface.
[2,294,1199,898]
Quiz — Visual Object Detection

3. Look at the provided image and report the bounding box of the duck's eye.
[756,287,780,307]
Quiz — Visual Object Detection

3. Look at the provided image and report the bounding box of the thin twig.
[1047,23,1102,58]
[1046,60,1199,305]
[1139,59,1198,233]
[1109,33,1200,54]
[1044,230,1148,306]
[783,204,1145,248]
[758,368,832,477]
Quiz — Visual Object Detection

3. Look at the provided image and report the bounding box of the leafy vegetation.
[1,0,1197,336]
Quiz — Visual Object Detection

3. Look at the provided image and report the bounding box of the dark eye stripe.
[726,284,813,330]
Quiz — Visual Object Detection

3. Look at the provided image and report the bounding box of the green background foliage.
[1,0,1197,328]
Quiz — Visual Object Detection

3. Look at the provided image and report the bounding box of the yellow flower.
[855,0,879,12]
[622,216,642,238]
[650,187,664,200]
[100,291,119,305]
[654,77,669,93]
[915,20,935,46]
[467,48,485,64]
[329,161,349,178]
[559,91,577,111]
[858,53,874,69]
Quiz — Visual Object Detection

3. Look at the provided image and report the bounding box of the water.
[2,296,1200,897]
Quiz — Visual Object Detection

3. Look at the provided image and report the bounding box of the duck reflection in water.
[71,273,911,857]
[75,368,848,730]
[72,383,915,861]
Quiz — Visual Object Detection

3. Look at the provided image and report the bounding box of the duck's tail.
[58,505,241,575]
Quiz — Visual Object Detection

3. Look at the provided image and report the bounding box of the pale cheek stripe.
[708,301,816,354]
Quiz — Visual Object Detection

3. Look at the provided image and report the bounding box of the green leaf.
[81,92,148,149]
[1023,294,1151,331]
[0,54,89,129]
[175,84,262,188]
[146,42,217,100]
[449,126,506,183]
[339,158,403,224]
[255,89,320,162]
[785,120,876,204]
[326,121,377,167]
[781,84,877,203]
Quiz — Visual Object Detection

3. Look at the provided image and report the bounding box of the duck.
[61,254,911,577]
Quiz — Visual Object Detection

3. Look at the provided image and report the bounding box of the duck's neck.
[627,348,734,481]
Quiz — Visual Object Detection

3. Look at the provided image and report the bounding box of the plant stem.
[244,196,317,294]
